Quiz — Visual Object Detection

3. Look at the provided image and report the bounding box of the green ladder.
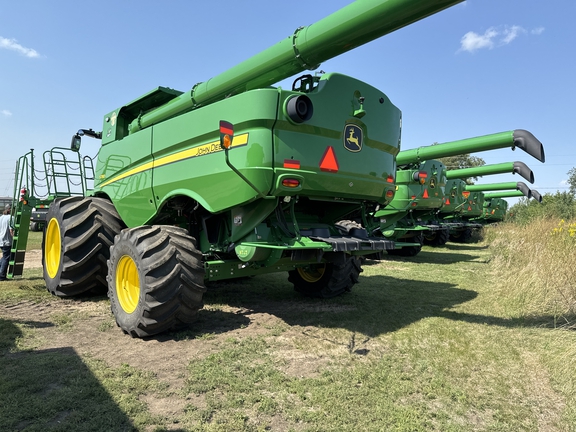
[7,201,32,278]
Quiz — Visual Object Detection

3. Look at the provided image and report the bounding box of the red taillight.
[386,175,394,183]
[283,159,300,169]
[282,179,300,188]
[386,189,394,199]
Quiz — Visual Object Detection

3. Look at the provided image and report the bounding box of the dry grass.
[485,218,576,328]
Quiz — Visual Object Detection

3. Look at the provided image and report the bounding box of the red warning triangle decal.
[445,198,451,205]
[319,146,339,173]
[468,205,472,211]
[423,189,429,199]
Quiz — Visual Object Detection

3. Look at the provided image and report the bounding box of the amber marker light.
[219,120,234,149]
[282,179,300,188]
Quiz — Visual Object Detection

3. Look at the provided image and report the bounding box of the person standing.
[0,204,14,281]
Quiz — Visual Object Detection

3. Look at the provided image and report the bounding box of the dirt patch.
[0,290,344,401]
[24,249,43,269]
[2,257,367,424]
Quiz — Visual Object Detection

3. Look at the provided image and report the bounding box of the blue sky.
[1,0,574,206]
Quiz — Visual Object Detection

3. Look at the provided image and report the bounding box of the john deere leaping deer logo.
[343,124,363,152]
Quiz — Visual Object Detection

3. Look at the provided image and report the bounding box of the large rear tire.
[289,255,362,298]
[423,228,449,247]
[43,197,123,297]
[449,228,473,243]
[107,225,206,338]
[387,244,421,257]
[387,233,423,257]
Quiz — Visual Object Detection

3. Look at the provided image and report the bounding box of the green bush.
[508,191,576,225]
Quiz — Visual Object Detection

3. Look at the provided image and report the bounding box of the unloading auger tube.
[396,130,545,165]
[446,161,535,184]
[465,181,532,199]
[127,0,464,133]
[484,189,543,203]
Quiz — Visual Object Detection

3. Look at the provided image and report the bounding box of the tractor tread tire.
[387,233,423,257]
[423,228,450,247]
[289,255,362,299]
[108,225,206,338]
[43,196,123,297]
[449,228,473,243]
[335,220,362,235]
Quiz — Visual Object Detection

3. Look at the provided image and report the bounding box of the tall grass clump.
[485,218,576,328]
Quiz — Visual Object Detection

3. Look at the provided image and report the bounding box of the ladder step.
[8,250,26,277]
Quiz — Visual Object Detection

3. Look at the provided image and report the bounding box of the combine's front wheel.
[43,197,123,296]
[289,255,362,298]
[108,225,206,338]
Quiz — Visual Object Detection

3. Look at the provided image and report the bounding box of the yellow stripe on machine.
[99,133,249,188]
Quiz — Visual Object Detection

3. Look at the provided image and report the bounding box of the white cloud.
[560,179,568,186]
[459,28,498,52]
[1,110,12,117]
[459,25,543,53]
[0,36,40,58]
[501,25,525,44]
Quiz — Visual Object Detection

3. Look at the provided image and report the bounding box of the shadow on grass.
[0,318,137,432]
[200,272,556,338]
[381,243,490,265]
[442,243,489,252]
[376,250,481,265]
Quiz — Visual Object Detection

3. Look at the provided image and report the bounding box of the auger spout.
[127,0,464,133]
[446,161,535,183]
[484,189,542,203]
[396,130,545,165]
[466,181,532,198]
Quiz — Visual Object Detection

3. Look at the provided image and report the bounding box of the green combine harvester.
[433,161,537,244]
[363,130,544,254]
[479,189,542,223]
[39,0,474,337]
[442,181,534,241]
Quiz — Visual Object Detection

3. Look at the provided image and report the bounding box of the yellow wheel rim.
[297,265,326,283]
[45,218,61,279]
[116,255,140,314]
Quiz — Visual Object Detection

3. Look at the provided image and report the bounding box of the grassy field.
[1,225,575,431]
